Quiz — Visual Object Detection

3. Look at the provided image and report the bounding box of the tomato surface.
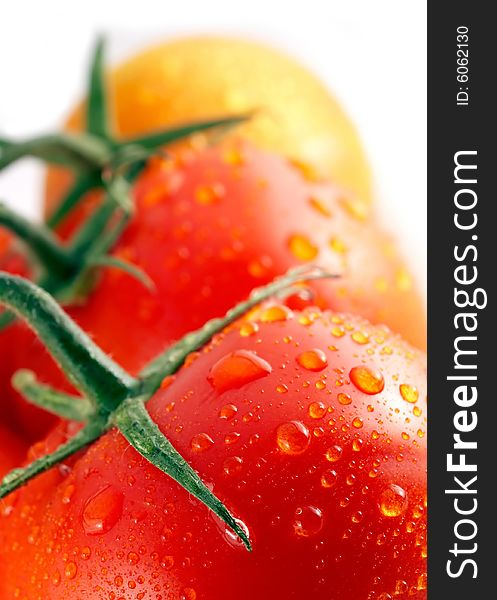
[0,308,427,599]
[0,423,26,478]
[3,143,425,440]
[44,35,372,222]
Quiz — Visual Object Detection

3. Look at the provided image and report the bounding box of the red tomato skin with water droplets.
[0,309,427,599]
[2,142,425,440]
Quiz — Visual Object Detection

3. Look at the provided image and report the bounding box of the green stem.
[0,133,110,171]
[114,397,251,551]
[47,172,101,229]
[12,369,94,422]
[0,274,135,410]
[0,419,106,499]
[139,266,334,394]
[0,202,74,277]
[87,37,110,139]
[124,114,251,150]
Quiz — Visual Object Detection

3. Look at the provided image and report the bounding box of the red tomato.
[2,142,425,440]
[0,229,32,432]
[0,423,26,478]
[0,307,426,599]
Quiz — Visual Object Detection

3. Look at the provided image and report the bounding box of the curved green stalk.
[87,37,110,139]
[114,397,252,551]
[0,274,135,409]
[12,369,94,422]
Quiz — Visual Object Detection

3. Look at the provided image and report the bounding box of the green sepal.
[47,172,102,229]
[0,274,135,409]
[113,397,251,551]
[12,369,94,422]
[89,256,156,291]
[87,37,111,140]
[0,133,111,172]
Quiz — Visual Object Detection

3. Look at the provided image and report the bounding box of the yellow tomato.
[45,36,372,217]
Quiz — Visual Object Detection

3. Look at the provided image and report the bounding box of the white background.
[0,0,426,294]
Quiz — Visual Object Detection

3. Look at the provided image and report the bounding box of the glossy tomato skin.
[0,229,34,433]
[0,309,427,599]
[4,143,425,440]
[45,35,372,217]
[0,423,26,478]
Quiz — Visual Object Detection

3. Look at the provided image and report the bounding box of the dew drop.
[351,330,370,345]
[127,551,140,566]
[260,305,293,322]
[321,469,338,488]
[223,456,244,477]
[276,383,289,394]
[181,588,197,600]
[309,196,332,217]
[297,349,328,372]
[288,234,319,261]
[338,393,352,406]
[239,322,259,337]
[195,183,225,205]
[191,433,215,452]
[378,484,408,517]
[325,445,343,462]
[219,404,238,420]
[64,562,78,580]
[293,506,323,537]
[350,366,385,395]
[82,485,124,536]
[208,350,272,393]
[276,421,310,455]
[400,384,419,404]
[308,401,327,419]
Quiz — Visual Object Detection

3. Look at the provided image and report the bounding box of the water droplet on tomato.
[288,234,318,261]
[276,421,310,455]
[223,456,243,476]
[127,551,140,565]
[82,485,123,536]
[378,484,408,517]
[297,349,328,372]
[191,433,215,452]
[239,322,259,337]
[351,331,370,345]
[161,555,174,570]
[400,384,419,403]
[329,237,347,255]
[352,417,363,429]
[321,469,337,488]
[208,350,272,393]
[350,366,385,395]
[325,445,343,462]
[260,305,293,322]
[308,196,332,217]
[64,562,77,580]
[308,401,327,419]
[195,183,225,205]
[181,588,197,600]
[219,404,238,420]
[338,393,352,406]
[276,383,289,394]
[293,506,323,537]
